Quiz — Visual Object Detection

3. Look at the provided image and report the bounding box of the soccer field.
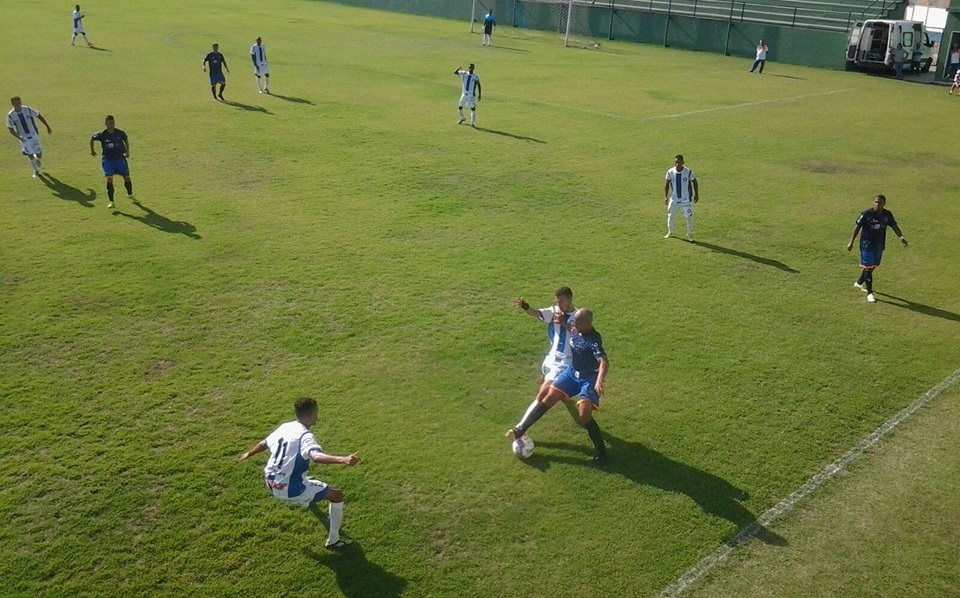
[2,1,959,596]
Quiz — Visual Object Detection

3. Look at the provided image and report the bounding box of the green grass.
[2,1,959,596]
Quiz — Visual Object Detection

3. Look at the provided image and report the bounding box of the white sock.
[327,501,344,544]
[29,157,39,172]
[470,112,476,125]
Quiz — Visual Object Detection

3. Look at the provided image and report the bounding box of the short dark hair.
[874,194,886,203]
[555,286,573,300]
[675,154,684,161]
[10,96,20,103]
[294,397,318,420]
[105,115,115,121]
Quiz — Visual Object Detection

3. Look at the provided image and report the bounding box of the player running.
[6,96,53,178]
[90,115,133,209]
[203,43,230,101]
[71,5,93,47]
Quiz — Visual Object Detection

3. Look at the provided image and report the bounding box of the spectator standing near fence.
[749,39,768,74]
[947,45,960,79]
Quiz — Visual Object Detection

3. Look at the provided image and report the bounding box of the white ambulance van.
[846,19,934,72]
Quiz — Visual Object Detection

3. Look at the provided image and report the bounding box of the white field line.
[511,88,854,123]
[641,88,855,121]
[659,366,960,598]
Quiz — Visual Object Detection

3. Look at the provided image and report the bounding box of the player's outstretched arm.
[309,449,360,466]
[239,440,268,461]
[454,67,462,74]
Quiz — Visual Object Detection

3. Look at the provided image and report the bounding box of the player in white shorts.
[71,5,93,46]
[663,154,699,241]
[240,397,360,549]
[514,286,578,418]
[250,37,270,94]
[454,64,481,127]
[7,96,53,178]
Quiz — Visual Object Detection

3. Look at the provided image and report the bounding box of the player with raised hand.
[454,64,481,128]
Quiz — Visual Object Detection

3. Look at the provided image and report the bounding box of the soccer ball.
[512,435,535,460]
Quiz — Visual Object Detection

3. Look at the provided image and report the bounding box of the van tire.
[921,59,932,73]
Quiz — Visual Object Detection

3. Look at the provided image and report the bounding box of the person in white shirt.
[240,397,360,550]
[250,37,270,94]
[454,64,481,128]
[749,39,768,73]
[6,96,53,178]
[71,5,93,47]
[663,154,699,241]
[514,286,577,393]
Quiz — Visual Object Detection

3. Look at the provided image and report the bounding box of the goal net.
[513,0,605,48]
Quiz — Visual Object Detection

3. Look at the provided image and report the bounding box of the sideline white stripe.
[659,367,960,598]
[642,88,855,121]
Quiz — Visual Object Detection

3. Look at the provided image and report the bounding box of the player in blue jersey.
[846,194,907,303]
[71,5,93,47]
[7,96,53,178]
[482,10,496,46]
[202,43,230,101]
[454,64,481,127]
[508,308,610,466]
[89,115,132,209]
[240,397,360,550]
[250,37,270,94]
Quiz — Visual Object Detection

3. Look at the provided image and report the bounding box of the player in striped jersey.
[250,37,270,94]
[6,97,53,178]
[663,154,699,241]
[71,5,93,47]
[240,397,360,550]
[513,286,584,425]
[454,64,481,128]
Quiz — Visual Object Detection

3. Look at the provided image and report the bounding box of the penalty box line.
[659,366,960,598]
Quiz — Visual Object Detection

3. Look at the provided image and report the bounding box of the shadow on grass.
[39,173,96,207]
[222,100,272,114]
[302,543,407,598]
[113,197,201,239]
[534,434,787,546]
[765,73,805,80]
[487,45,530,53]
[268,93,315,105]
[474,127,545,143]
[79,45,111,52]
[874,292,960,323]
[690,240,798,273]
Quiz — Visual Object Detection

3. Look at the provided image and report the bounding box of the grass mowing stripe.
[659,366,960,598]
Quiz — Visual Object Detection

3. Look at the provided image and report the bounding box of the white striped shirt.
[6,107,42,137]
[250,43,268,66]
[458,70,480,96]
[263,421,322,500]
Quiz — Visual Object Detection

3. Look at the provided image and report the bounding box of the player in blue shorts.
[202,43,229,101]
[507,308,610,465]
[89,115,132,209]
[846,194,907,304]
